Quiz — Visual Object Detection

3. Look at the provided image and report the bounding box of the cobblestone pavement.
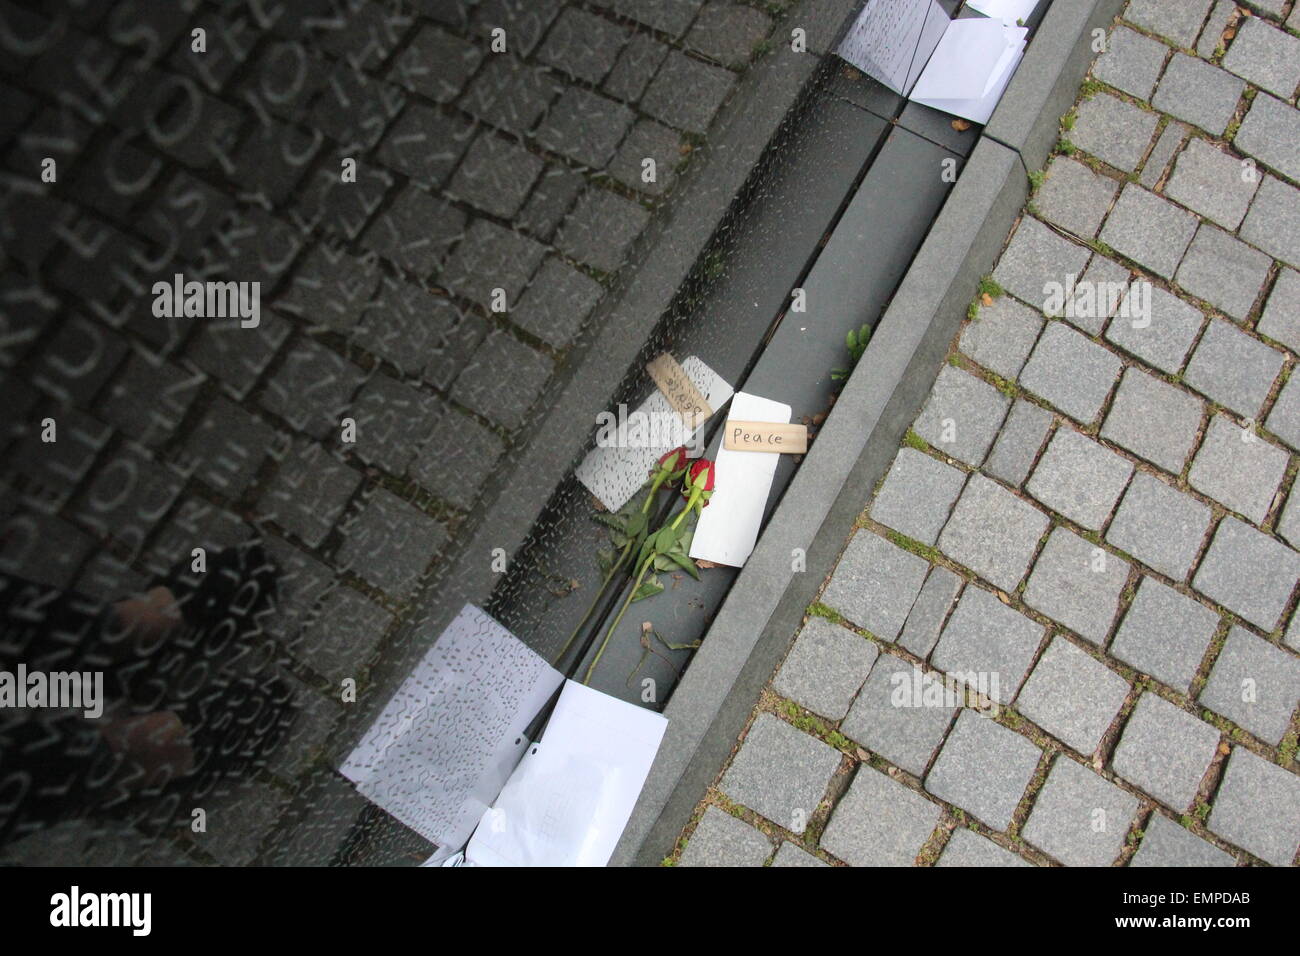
[0,0,810,864]
[676,0,1300,868]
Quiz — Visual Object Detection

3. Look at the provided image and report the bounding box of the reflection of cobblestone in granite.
[0,0,778,864]
[679,1,1300,869]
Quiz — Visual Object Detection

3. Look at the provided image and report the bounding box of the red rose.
[655,446,688,476]
[685,459,715,497]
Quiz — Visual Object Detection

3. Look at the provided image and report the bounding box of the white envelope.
[461,681,668,867]
[576,355,733,513]
[910,19,1026,124]
[688,391,792,568]
[967,0,1039,26]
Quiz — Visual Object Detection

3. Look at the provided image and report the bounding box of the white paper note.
[461,681,668,867]
[967,0,1039,25]
[837,0,946,95]
[688,391,791,568]
[909,19,1026,124]
[340,605,563,849]
[575,355,733,513]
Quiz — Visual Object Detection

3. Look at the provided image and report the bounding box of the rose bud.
[654,446,688,478]
[684,459,715,498]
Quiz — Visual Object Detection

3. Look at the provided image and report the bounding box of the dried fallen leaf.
[811,412,826,425]
[696,559,722,569]
[981,292,994,306]
[855,748,870,762]
[951,118,972,131]
[1218,742,1231,755]
[1222,27,1236,41]
[997,590,1012,605]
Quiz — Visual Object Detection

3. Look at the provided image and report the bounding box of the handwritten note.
[723,420,808,454]
[646,353,713,429]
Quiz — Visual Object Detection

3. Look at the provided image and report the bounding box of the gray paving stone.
[609,119,683,197]
[1152,53,1246,136]
[841,655,956,776]
[349,374,443,476]
[303,586,394,684]
[1201,626,1300,744]
[391,25,483,103]
[773,617,880,720]
[556,186,651,273]
[603,32,669,103]
[1024,527,1131,645]
[1062,254,1133,336]
[1035,156,1118,238]
[410,410,506,512]
[1101,368,1203,475]
[1105,283,1205,373]
[678,807,772,867]
[512,258,605,349]
[473,0,562,56]
[1165,138,1261,231]
[101,353,202,449]
[959,296,1043,380]
[1099,183,1199,280]
[1113,693,1220,810]
[336,488,448,598]
[180,395,279,498]
[1240,0,1286,16]
[985,399,1053,488]
[536,6,629,84]
[912,364,1010,466]
[720,713,842,833]
[1241,175,1300,269]
[535,86,636,169]
[899,565,963,659]
[992,216,1091,314]
[447,131,544,219]
[595,0,703,38]
[1188,414,1288,524]
[1236,94,1300,184]
[938,474,1050,592]
[1093,25,1168,101]
[1107,473,1212,582]
[932,586,1046,704]
[187,313,292,401]
[1279,485,1300,550]
[1208,746,1300,865]
[1185,319,1285,420]
[870,447,966,545]
[822,765,941,866]
[1024,756,1139,866]
[641,50,735,135]
[261,337,366,440]
[1131,813,1235,867]
[936,828,1030,867]
[1071,93,1159,174]
[1266,374,1300,451]
[1198,0,1237,59]
[925,710,1041,831]
[440,219,547,310]
[451,329,555,432]
[1020,322,1123,425]
[260,441,362,548]
[822,530,929,641]
[1140,120,1188,188]
[1112,577,1219,694]
[1026,428,1134,532]
[517,165,585,240]
[373,104,472,190]
[771,841,829,867]
[685,2,772,67]
[1256,268,1300,353]
[1292,3,1300,31]
[1223,16,1300,100]
[1126,0,1214,49]
[1196,516,1300,629]
[1017,637,1129,754]
[1175,225,1272,320]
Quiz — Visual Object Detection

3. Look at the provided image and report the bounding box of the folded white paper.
[837,0,1028,124]
[967,0,1039,26]
[909,18,1027,124]
[688,391,791,568]
[340,605,563,849]
[576,355,733,513]
[459,680,668,867]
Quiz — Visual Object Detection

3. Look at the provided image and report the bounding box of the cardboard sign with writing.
[723,420,808,454]
[646,353,713,429]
